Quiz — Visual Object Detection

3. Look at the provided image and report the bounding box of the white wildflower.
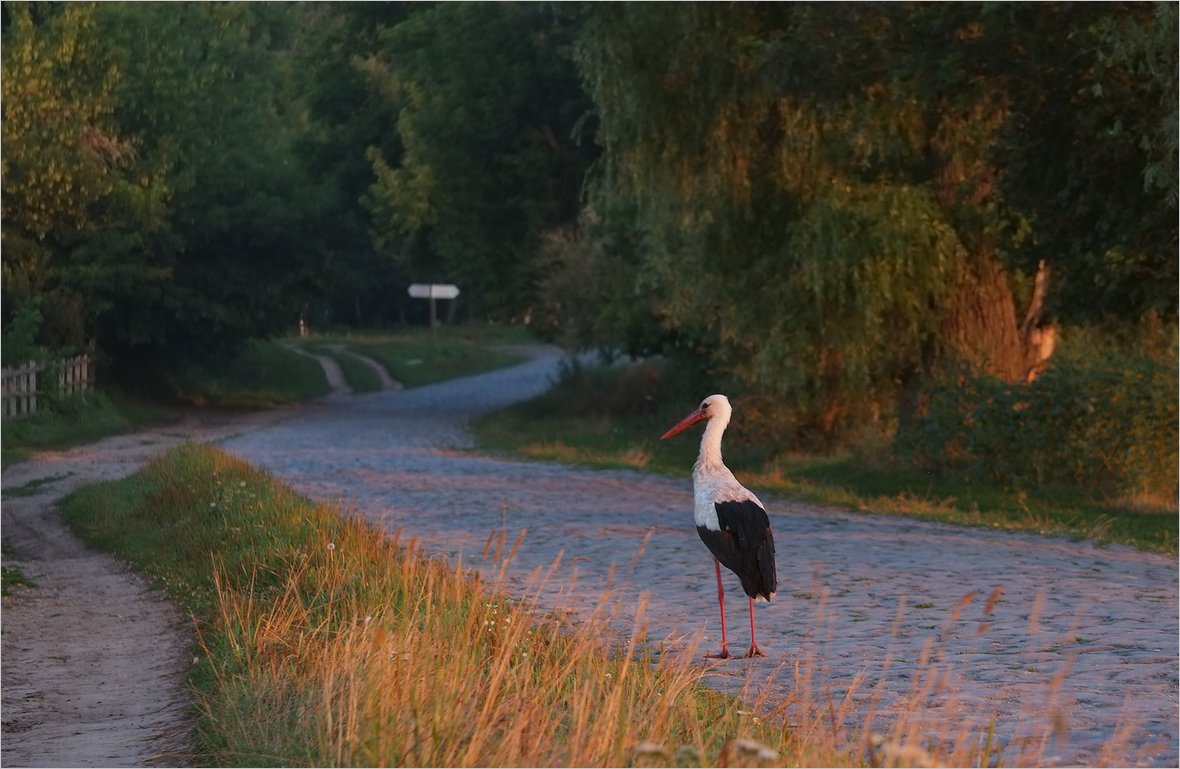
[634,742,667,757]
[735,738,780,762]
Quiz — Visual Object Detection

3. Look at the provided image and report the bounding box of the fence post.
[27,363,36,416]
[64,355,78,396]
[24,363,37,417]
[1,354,93,420]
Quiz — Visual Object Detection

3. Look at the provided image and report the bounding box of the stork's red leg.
[705,558,731,659]
[743,597,765,658]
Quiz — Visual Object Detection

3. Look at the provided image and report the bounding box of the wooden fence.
[1,354,95,420]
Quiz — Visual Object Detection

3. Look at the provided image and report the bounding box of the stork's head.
[660,394,732,439]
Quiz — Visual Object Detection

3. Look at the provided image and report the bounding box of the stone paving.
[219,348,1179,767]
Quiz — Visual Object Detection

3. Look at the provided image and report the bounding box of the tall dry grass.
[61,444,1147,767]
[196,512,837,767]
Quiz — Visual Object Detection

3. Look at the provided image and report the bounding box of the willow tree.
[575,3,1161,441]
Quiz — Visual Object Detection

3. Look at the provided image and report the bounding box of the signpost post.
[407,284,460,330]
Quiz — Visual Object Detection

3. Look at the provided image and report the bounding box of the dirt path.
[1,408,300,767]
[0,344,402,767]
[328,344,403,391]
[281,343,353,397]
[281,342,404,398]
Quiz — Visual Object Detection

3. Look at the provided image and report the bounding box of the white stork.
[661,394,776,658]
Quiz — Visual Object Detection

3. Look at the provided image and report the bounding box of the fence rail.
[1,354,95,420]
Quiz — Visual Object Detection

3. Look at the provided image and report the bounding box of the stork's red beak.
[660,408,705,440]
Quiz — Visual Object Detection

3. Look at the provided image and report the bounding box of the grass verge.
[59,443,856,767]
[0,391,170,468]
[2,565,37,596]
[167,339,333,408]
[470,362,1177,554]
[302,323,534,388]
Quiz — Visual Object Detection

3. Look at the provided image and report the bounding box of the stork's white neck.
[694,410,730,475]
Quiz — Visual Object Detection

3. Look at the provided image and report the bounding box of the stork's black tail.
[738,524,776,601]
[700,499,777,601]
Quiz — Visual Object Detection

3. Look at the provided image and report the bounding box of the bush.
[530,355,677,419]
[0,302,45,366]
[901,352,1178,501]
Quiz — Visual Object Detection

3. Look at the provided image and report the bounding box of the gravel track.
[219,347,1178,767]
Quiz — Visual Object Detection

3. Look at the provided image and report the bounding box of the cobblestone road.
[220,348,1178,767]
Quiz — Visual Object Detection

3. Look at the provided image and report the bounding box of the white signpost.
[407,284,460,329]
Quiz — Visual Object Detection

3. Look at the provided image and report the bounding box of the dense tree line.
[567,3,1176,441]
[3,3,1174,444]
[4,4,322,371]
[2,2,593,374]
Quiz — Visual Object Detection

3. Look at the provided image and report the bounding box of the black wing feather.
[697,499,776,600]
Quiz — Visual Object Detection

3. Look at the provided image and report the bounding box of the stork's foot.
[742,644,766,658]
[705,646,731,660]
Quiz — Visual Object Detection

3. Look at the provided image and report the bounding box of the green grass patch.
[471,361,1178,554]
[1,564,37,596]
[303,323,534,388]
[1,341,322,468]
[759,453,1176,552]
[59,443,867,767]
[299,343,384,393]
[168,339,331,408]
[0,391,170,468]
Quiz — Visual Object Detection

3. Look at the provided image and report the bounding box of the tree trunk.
[941,255,1054,383]
[930,93,1056,386]
[943,253,1022,382]
[898,257,1055,429]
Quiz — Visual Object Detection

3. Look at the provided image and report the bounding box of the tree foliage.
[573,3,1176,442]
[1,1,1172,443]
[287,4,413,328]
[2,3,324,370]
[1,3,133,359]
[95,4,323,365]
[999,2,1178,320]
[362,2,594,319]
[902,343,1178,499]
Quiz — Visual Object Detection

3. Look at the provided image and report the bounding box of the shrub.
[535,355,678,419]
[901,352,1178,501]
